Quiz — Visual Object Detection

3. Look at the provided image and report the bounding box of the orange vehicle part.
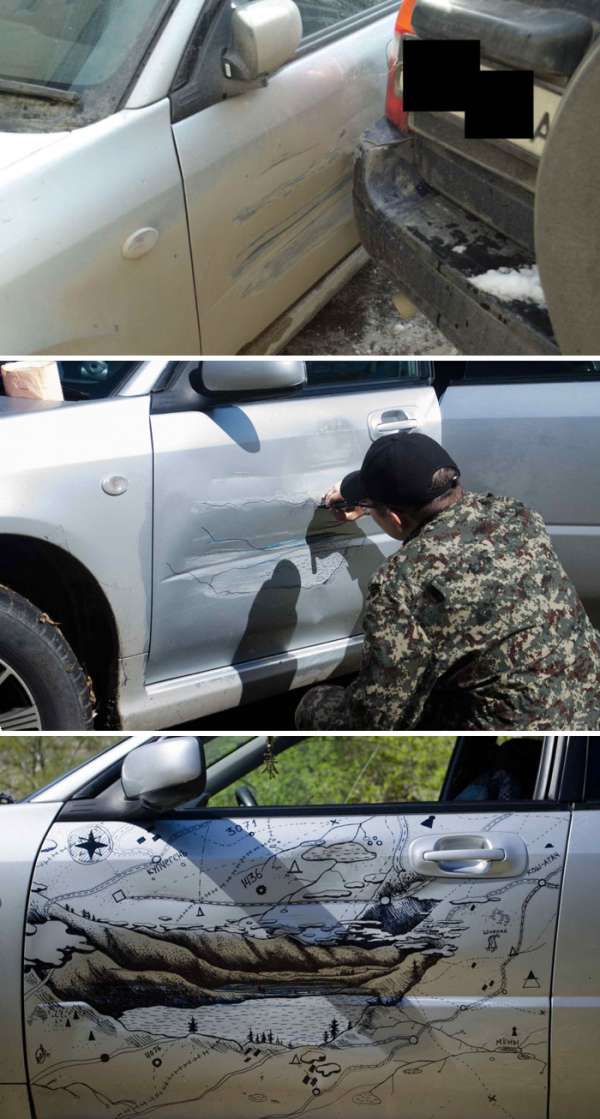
[385,0,417,129]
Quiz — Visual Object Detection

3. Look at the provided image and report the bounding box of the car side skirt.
[119,634,364,729]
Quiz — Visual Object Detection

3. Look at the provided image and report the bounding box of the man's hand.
[322,484,367,523]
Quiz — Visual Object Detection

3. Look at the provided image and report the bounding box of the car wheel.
[0,587,95,730]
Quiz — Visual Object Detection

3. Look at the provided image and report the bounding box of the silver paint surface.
[0,801,61,1085]
[441,379,600,627]
[550,809,600,1119]
[0,99,199,353]
[0,394,154,659]
[147,382,440,684]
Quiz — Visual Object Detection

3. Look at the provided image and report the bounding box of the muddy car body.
[0,358,599,730]
[1,732,599,1118]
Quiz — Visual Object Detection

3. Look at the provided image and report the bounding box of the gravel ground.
[284,261,459,355]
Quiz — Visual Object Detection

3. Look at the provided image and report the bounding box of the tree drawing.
[188,1017,198,1034]
[247,1029,254,1042]
[330,1018,339,1040]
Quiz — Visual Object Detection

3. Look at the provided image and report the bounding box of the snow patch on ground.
[469,264,546,307]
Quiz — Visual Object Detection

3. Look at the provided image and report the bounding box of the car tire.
[0,587,95,730]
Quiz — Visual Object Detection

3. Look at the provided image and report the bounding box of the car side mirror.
[223,0,303,83]
[198,359,306,394]
[121,737,207,810]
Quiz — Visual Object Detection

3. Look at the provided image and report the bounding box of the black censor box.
[403,39,534,139]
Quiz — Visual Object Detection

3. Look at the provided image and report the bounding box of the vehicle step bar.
[354,122,557,355]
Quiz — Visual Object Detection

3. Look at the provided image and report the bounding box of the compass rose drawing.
[68,826,113,864]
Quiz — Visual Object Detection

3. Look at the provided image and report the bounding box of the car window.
[208,736,546,808]
[305,360,431,387]
[203,736,257,766]
[209,736,454,807]
[0,360,137,401]
[442,737,544,802]
[457,361,600,383]
[57,361,137,400]
[298,0,392,39]
[584,742,600,800]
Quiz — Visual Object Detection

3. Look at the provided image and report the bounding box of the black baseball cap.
[340,432,460,509]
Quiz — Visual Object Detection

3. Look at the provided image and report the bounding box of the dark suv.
[354,0,600,355]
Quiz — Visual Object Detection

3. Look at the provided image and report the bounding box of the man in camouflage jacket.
[295,432,600,731]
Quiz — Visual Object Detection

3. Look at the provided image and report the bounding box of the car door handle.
[423,847,506,863]
[408,833,528,878]
[368,408,418,440]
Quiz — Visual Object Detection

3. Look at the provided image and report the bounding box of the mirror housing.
[223,0,303,83]
[121,737,206,810]
[199,359,306,394]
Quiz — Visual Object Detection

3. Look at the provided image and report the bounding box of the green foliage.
[0,736,123,800]
[0,734,456,809]
[210,736,454,807]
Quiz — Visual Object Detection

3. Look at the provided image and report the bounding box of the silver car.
[1,731,598,1119]
[0,0,395,355]
[1,357,599,730]
[0,353,595,729]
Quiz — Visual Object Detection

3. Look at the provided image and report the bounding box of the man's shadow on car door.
[232,512,387,708]
[304,507,387,679]
[232,558,302,708]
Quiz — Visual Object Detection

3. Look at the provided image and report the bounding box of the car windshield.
[0,0,175,130]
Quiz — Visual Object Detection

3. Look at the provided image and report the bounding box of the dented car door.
[147,362,440,694]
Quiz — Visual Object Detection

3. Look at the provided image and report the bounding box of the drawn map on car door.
[25,812,568,1119]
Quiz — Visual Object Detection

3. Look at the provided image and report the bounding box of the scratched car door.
[171,8,395,353]
[147,361,441,690]
[25,801,567,1117]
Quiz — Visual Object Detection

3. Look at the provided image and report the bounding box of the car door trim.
[57,797,573,823]
[128,634,363,729]
[554,735,588,802]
